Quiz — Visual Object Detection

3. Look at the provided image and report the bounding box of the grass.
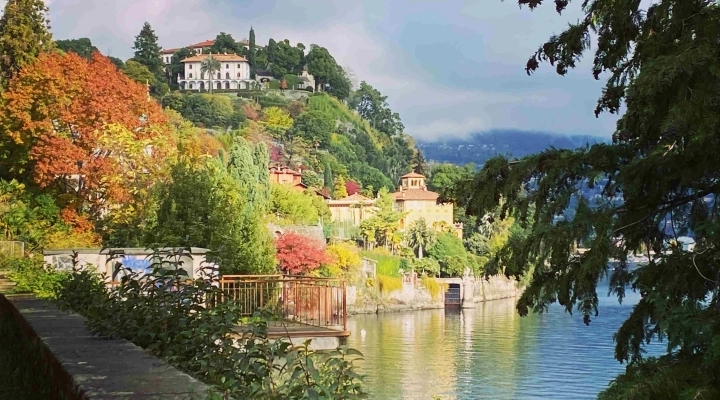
[360,249,402,277]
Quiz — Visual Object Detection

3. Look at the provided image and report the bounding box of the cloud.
[44,0,621,141]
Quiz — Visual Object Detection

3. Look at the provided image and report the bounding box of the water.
[346,280,664,399]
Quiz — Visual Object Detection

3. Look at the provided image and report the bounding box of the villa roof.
[341,194,372,202]
[400,172,425,179]
[392,189,439,201]
[189,40,215,48]
[269,165,302,176]
[181,54,248,63]
[160,47,180,54]
[327,193,376,206]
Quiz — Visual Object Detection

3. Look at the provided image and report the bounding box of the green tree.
[305,45,337,92]
[291,110,334,146]
[167,47,196,88]
[108,56,124,69]
[451,0,720,397]
[327,66,351,100]
[210,32,240,55]
[267,39,302,78]
[55,38,97,59]
[301,170,322,188]
[132,22,162,76]
[348,81,404,135]
[200,55,221,93]
[323,161,333,193]
[333,176,348,199]
[121,60,156,86]
[0,0,54,89]
[248,26,256,78]
[406,218,435,259]
[427,232,467,277]
[270,184,329,226]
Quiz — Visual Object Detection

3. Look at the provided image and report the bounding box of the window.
[237,72,241,78]
[217,73,221,79]
[226,64,229,68]
[189,64,193,69]
[226,72,230,79]
[225,82,230,89]
[189,73,193,78]
[237,64,241,68]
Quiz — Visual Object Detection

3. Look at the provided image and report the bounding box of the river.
[345,279,664,399]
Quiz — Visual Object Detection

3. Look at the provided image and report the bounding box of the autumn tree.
[275,232,329,275]
[449,0,720,397]
[345,179,361,196]
[0,52,172,229]
[0,0,54,89]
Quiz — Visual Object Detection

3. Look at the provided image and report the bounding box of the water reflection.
[346,281,663,400]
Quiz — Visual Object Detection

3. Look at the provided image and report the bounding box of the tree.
[210,32,240,55]
[345,179,361,196]
[248,27,256,78]
[0,0,54,89]
[267,39,302,78]
[449,0,720,397]
[333,176,348,199]
[260,106,293,139]
[167,47,196,88]
[301,170,322,189]
[108,56,124,69]
[132,22,162,76]
[291,110,334,147]
[305,45,337,92]
[348,82,404,135]
[406,218,435,259]
[270,183,328,226]
[321,242,361,277]
[327,66,351,100]
[56,38,98,59]
[122,60,156,86]
[0,52,171,224]
[427,232,467,277]
[323,161,334,193]
[200,55,221,93]
[275,232,329,275]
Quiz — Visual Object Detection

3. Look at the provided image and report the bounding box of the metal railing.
[219,275,347,331]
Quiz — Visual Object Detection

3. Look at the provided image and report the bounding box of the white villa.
[161,39,259,65]
[178,53,253,91]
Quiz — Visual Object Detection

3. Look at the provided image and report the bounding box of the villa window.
[237,64,241,68]
[217,73,221,79]
[189,65,193,69]
[237,72,241,78]
[226,64,229,68]
[189,73,193,78]
[226,72,230,79]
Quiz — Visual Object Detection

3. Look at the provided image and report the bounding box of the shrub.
[421,275,447,301]
[361,249,401,277]
[377,274,402,294]
[2,255,67,299]
[56,249,367,399]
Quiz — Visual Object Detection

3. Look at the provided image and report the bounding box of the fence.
[0,241,24,258]
[219,275,347,331]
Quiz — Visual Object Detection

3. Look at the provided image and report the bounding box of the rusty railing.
[219,275,347,331]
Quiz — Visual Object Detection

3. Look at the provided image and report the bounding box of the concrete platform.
[235,321,350,351]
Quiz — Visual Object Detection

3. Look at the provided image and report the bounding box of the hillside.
[418,130,606,166]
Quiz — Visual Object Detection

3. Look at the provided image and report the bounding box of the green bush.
[1,255,66,299]
[420,275,447,301]
[56,249,367,399]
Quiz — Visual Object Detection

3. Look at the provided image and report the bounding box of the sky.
[44,0,620,142]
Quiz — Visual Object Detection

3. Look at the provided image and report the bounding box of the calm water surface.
[346,279,664,400]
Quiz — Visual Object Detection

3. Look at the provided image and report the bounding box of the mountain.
[417,130,607,166]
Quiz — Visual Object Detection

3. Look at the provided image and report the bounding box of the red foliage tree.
[0,52,172,223]
[275,232,330,275]
[345,179,361,196]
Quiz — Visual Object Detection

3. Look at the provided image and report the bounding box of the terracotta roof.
[392,189,439,201]
[181,54,248,63]
[269,165,301,176]
[340,194,372,202]
[400,172,426,179]
[189,40,215,48]
[161,48,180,54]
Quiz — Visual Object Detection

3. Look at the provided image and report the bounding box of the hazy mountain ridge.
[418,130,607,166]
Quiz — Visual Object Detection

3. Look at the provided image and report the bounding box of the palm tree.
[200,55,221,93]
[406,218,435,259]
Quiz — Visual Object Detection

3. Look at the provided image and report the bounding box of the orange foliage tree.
[0,52,174,225]
[275,232,331,275]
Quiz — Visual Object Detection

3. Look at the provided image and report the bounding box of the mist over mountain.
[417,130,607,166]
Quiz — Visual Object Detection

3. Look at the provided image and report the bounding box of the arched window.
[226,64,229,68]
[226,72,230,79]
[188,82,194,89]
[237,72,241,78]
[189,73,193,78]
[216,82,221,89]
[237,64,241,68]
[225,82,230,89]
[189,64,193,69]
[217,73,221,79]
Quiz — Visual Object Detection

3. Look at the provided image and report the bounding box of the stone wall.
[0,294,209,399]
[346,274,521,314]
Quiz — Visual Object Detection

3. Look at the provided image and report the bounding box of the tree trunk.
[418,244,423,259]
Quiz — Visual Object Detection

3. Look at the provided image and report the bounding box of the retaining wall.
[0,294,209,399]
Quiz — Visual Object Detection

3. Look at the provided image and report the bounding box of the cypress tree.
[0,0,54,89]
[132,22,162,77]
[248,26,256,79]
[323,161,334,194]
